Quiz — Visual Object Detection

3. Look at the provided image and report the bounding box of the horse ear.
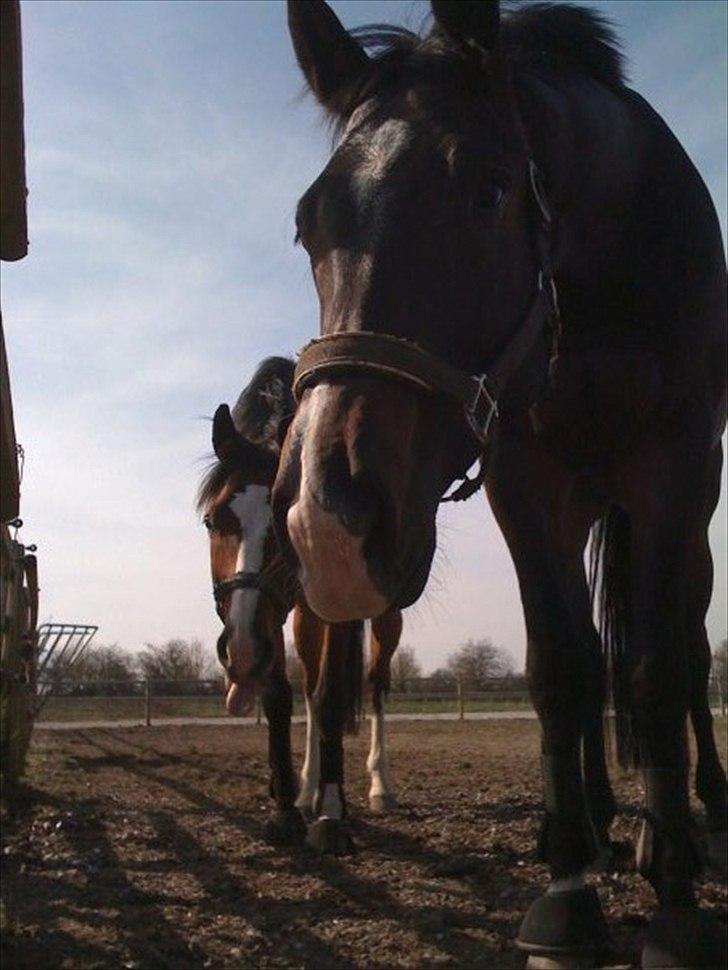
[431,0,500,55]
[287,0,369,113]
[212,404,239,462]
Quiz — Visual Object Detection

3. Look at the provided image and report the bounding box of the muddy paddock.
[1,719,726,969]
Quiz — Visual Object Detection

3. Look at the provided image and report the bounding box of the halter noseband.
[212,568,292,621]
[292,159,560,502]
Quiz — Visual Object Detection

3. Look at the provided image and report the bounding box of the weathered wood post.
[144,677,151,726]
[457,675,465,721]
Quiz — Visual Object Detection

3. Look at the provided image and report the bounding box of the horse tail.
[312,620,363,739]
[589,505,635,767]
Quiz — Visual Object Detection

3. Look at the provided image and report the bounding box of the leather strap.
[293,284,555,445]
[213,569,293,620]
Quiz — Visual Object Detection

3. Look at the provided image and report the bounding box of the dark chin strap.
[292,158,561,504]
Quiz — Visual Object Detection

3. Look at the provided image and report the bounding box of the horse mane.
[229,356,295,446]
[195,356,294,513]
[330,3,625,127]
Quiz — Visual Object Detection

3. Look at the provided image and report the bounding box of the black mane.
[196,356,294,513]
[331,3,625,124]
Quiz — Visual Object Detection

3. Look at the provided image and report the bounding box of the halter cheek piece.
[292,159,560,503]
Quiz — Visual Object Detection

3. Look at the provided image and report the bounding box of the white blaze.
[287,386,388,622]
[226,484,272,659]
[351,118,413,184]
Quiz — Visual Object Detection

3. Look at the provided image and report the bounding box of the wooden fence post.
[457,676,465,721]
[144,678,151,726]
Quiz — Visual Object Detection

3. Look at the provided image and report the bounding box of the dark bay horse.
[273,2,727,965]
[197,357,402,850]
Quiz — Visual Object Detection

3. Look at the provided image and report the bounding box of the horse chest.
[529,346,665,468]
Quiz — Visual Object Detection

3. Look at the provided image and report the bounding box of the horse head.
[274,0,549,622]
[200,359,295,713]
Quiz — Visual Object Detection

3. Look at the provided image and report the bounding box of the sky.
[2,0,726,674]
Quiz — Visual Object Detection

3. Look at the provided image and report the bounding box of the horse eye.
[203,515,213,531]
[475,181,505,210]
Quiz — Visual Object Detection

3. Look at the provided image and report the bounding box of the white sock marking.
[319,783,343,821]
[367,707,395,801]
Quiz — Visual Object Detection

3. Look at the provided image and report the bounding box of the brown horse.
[273,2,727,965]
[197,357,402,850]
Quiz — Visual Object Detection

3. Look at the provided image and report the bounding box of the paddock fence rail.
[34,674,727,726]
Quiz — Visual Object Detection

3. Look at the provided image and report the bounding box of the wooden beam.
[1,0,29,262]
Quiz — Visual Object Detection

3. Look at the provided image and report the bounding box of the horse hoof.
[517,887,608,967]
[305,818,356,856]
[369,792,399,813]
[642,907,727,969]
[704,830,727,882]
[263,807,307,846]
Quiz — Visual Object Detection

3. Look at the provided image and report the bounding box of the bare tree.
[388,644,422,693]
[136,639,217,693]
[427,667,457,692]
[446,638,514,690]
[46,643,137,696]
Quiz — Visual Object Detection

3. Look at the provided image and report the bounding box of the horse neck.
[513,72,723,338]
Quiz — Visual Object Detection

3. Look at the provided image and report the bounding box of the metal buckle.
[465,375,499,444]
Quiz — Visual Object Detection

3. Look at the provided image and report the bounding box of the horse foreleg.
[260,629,306,846]
[624,460,726,967]
[306,622,356,855]
[292,601,323,816]
[488,454,608,968]
[367,609,402,812]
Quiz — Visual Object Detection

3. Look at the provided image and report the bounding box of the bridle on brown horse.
[206,496,295,627]
[292,159,560,503]
[212,570,292,617]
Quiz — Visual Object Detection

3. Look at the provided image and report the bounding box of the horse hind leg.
[687,539,727,880]
[367,609,402,813]
[295,693,320,817]
[581,630,620,872]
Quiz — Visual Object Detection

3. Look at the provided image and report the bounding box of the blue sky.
[2,0,726,672]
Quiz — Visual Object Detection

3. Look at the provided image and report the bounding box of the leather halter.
[212,568,293,621]
[292,159,560,501]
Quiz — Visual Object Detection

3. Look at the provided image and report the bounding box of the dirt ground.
[1,719,726,969]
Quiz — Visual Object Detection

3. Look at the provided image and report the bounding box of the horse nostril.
[317,444,382,536]
[339,473,382,536]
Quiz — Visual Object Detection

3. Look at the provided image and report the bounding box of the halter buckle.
[465,375,499,444]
